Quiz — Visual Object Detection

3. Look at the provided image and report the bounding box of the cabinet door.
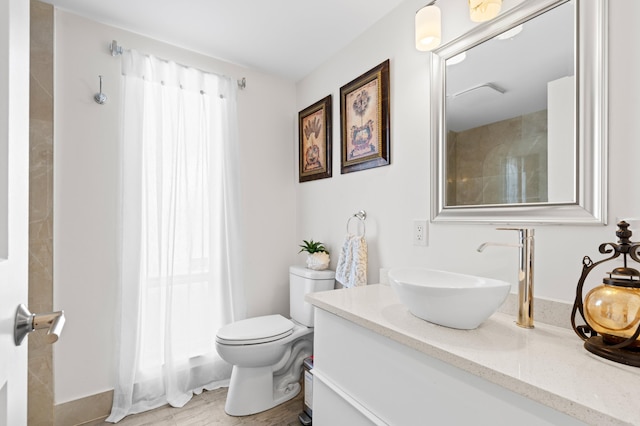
[313,374,385,426]
[312,309,586,426]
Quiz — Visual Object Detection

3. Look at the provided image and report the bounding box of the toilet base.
[224,365,302,416]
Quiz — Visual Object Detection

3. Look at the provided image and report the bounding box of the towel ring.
[346,210,366,237]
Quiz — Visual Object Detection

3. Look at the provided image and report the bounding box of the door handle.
[14,304,65,346]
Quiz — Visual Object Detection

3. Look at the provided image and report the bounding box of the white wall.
[53,11,297,404]
[295,0,640,300]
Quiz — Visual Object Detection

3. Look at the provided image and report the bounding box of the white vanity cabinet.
[307,285,640,426]
[312,308,584,426]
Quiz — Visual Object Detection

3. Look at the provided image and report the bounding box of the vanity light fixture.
[416,1,506,52]
[415,1,441,51]
[469,0,502,22]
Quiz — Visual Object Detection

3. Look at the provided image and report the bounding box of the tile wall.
[29,1,55,424]
[447,110,548,206]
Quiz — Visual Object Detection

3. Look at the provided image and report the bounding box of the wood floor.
[83,388,304,426]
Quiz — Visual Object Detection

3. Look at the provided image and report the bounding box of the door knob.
[14,304,65,346]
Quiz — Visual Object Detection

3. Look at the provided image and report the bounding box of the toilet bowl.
[215,266,335,416]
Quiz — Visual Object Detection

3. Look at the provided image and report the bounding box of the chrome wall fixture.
[94,75,107,105]
[14,304,66,346]
[346,210,367,236]
[110,39,123,57]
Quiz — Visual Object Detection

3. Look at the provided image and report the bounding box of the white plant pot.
[306,252,330,271]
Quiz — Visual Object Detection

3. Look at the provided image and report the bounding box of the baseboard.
[54,390,113,426]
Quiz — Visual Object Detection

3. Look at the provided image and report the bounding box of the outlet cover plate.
[414,220,428,246]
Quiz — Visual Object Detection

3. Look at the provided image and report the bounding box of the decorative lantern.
[572,221,640,366]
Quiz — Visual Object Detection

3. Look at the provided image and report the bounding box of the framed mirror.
[430,0,608,224]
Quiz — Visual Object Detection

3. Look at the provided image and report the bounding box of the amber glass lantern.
[572,221,640,366]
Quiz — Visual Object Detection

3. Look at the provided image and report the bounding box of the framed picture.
[340,59,390,174]
[298,95,332,182]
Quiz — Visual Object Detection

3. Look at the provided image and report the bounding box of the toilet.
[215,265,335,416]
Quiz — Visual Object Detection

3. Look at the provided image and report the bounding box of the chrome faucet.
[477,228,535,329]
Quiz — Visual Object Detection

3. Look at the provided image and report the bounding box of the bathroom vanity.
[306,285,639,425]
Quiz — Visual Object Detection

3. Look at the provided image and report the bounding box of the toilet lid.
[216,314,294,345]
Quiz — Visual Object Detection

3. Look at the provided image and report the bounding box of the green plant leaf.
[298,239,329,254]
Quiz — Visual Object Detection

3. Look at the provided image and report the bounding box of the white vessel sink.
[388,267,510,330]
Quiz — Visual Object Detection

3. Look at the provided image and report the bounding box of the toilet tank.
[290,265,335,327]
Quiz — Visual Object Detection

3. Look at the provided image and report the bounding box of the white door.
[0,0,30,424]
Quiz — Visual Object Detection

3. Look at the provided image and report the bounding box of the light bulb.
[469,0,502,22]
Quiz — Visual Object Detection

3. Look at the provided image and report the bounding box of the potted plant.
[299,239,330,271]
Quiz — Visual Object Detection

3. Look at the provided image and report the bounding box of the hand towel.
[335,234,367,288]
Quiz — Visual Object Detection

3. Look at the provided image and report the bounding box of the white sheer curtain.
[107,50,246,423]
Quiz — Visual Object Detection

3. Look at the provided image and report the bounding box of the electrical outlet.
[413,220,428,246]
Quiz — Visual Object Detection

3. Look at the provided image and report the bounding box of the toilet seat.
[216,314,294,345]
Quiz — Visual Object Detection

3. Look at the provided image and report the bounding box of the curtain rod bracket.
[110,40,123,57]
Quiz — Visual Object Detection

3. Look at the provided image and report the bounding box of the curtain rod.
[109,40,247,90]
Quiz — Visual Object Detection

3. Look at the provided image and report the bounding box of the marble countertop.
[307,284,640,426]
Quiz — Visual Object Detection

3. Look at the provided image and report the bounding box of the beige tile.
[30,1,54,103]
[456,177,483,205]
[450,109,549,206]
[30,73,54,122]
[55,390,115,426]
[29,2,55,425]
[28,358,54,425]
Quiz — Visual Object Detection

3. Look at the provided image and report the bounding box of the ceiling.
[40,0,408,81]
